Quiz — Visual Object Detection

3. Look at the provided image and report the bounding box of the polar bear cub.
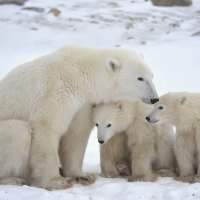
[146,92,200,182]
[93,100,175,181]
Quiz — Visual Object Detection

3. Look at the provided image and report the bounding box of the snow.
[0,0,200,199]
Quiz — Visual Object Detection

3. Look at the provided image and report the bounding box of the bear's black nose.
[151,98,159,104]
[146,116,150,122]
[98,140,104,144]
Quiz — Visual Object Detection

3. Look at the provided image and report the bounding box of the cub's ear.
[106,58,121,72]
[179,96,187,105]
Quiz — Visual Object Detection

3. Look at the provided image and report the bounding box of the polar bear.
[93,100,175,181]
[0,45,158,189]
[146,92,200,183]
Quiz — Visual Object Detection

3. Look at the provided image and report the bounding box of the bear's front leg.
[59,104,96,185]
[30,122,73,190]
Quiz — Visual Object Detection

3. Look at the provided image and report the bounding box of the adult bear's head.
[104,48,159,105]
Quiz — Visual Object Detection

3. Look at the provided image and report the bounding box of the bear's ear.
[106,58,121,72]
[179,96,187,105]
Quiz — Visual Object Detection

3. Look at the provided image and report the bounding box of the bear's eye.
[158,106,163,110]
[138,77,144,81]
[96,123,99,127]
[107,124,111,128]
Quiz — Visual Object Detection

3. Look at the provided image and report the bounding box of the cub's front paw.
[116,163,130,176]
[128,174,157,182]
[194,175,200,182]
[155,169,176,177]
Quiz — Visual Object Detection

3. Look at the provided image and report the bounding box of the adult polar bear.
[0,45,158,190]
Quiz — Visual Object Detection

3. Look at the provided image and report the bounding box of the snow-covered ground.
[0,0,200,199]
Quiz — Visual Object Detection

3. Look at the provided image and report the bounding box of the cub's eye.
[138,77,144,81]
[107,124,111,128]
[96,123,99,127]
[158,106,163,110]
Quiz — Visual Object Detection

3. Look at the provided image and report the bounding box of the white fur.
[59,104,95,184]
[0,45,158,189]
[93,100,175,181]
[0,105,94,186]
[147,92,200,182]
[100,132,130,178]
[0,120,31,185]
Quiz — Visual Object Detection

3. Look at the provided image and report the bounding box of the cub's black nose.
[98,140,104,144]
[146,116,150,122]
[151,98,159,104]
